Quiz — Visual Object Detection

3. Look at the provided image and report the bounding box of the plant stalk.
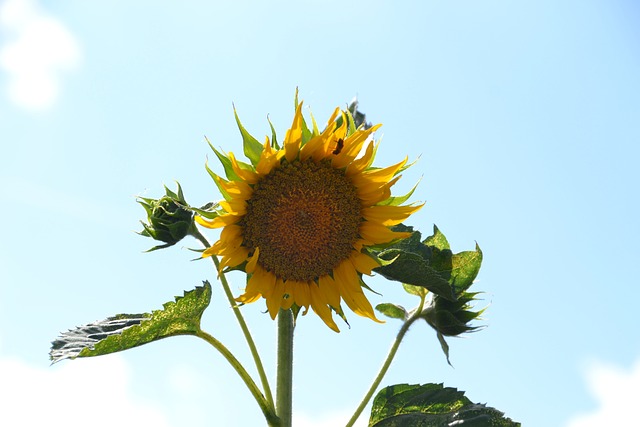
[276,309,294,427]
[345,316,417,427]
[196,330,279,426]
[192,229,275,413]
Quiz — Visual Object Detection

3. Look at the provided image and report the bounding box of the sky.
[1,0,639,426]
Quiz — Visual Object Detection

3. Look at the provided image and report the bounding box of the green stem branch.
[196,330,279,426]
[276,309,294,427]
[192,229,275,413]
[345,315,419,427]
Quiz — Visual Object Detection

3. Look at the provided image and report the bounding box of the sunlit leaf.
[50,282,212,363]
[376,303,407,321]
[370,383,520,426]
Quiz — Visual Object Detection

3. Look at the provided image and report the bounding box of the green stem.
[192,229,276,413]
[196,330,280,426]
[276,309,294,427]
[345,315,418,427]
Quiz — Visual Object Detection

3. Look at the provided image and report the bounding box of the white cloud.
[0,0,80,110]
[0,355,171,427]
[567,357,640,427]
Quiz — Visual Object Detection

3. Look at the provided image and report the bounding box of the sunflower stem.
[345,315,418,427]
[195,330,280,426]
[276,309,294,427]
[192,229,276,414]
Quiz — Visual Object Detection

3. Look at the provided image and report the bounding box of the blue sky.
[1,0,639,425]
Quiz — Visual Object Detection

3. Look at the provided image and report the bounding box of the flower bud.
[138,183,195,251]
[422,291,484,337]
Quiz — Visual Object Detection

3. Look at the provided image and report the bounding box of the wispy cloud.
[0,0,80,111]
[567,357,640,427]
[0,355,170,427]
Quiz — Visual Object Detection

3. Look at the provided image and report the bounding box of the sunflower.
[196,100,422,332]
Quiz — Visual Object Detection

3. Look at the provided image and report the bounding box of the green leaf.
[369,383,520,427]
[450,244,483,292]
[402,283,428,298]
[50,282,212,362]
[376,248,455,301]
[423,225,450,250]
[233,106,263,166]
[376,303,407,321]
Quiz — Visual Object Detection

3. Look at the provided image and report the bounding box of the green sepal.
[369,383,520,426]
[191,202,220,220]
[301,110,313,145]
[233,106,263,166]
[376,303,408,321]
[309,111,320,136]
[267,115,280,149]
[205,161,231,201]
[206,137,240,182]
[436,332,452,366]
[50,283,212,363]
[376,178,421,207]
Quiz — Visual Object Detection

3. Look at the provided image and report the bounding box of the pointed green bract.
[377,180,421,207]
[49,283,212,363]
[205,161,232,201]
[267,116,280,149]
[369,383,520,427]
[206,137,241,182]
[233,107,263,166]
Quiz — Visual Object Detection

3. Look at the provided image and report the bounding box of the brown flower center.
[241,159,361,281]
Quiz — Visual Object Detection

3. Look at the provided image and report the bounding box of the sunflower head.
[196,97,423,331]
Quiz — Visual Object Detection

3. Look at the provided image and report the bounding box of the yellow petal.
[357,175,402,206]
[349,251,380,276]
[318,275,340,308]
[333,259,382,323]
[256,136,280,175]
[309,284,340,332]
[266,278,285,319]
[361,203,424,226]
[195,213,241,229]
[332,125,380,169]
[219,246,249,271]
[281,281,295,310]
[292,280,310,308]
[228,152,259,184]
[284,102,304,162]
[345,141,375,177]
[246,247,260,274]
[352,157,407,187]
[215,175,253,200]
[359,221,412,244]
[219,199,247,216]
[299,134,327,161]
[236,272,262,303]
